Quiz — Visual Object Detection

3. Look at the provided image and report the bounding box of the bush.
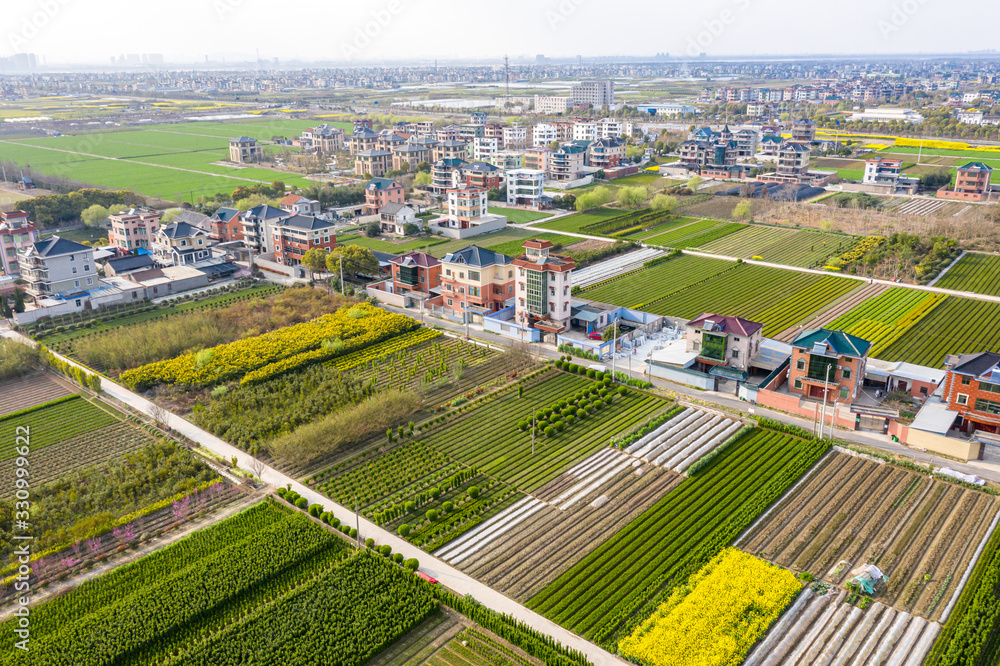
[442,501,454,513]
[586,369,596,378]
[320,512,332,524]
[429,487,442,500]
[555,420,565,432]
[544,426,556,437]
[618,386,627,396]
[467,486,481,499]
[566,414,576,424]
[379,544,392,557]
[349,528,358,538]
[404,500,417,513]
[398,523,411,536]
[331,516,341,527]
[294,497,309,510]
[308,503,323,517]
[426,509,440,521]
[403,558,419,571]
[393,553,404,564]
[365,537,375,549]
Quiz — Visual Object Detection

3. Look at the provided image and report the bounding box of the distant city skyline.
[3,0,999,65]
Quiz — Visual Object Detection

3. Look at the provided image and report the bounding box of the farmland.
[620,406,745,474]
[534,208,623,234]
[643,218,744,249]
[580,254,733,309]
[879,295,1000,367]
[643,263,862,337]
[0,372,73,415]
[739,451,1000,621]
[934,252,1000,297]
[0,117,342,202]
[826,286,947,359]
[699,224,858,268]
[528,427,828,647]
[0,395,117,460]
[488,206,553,224]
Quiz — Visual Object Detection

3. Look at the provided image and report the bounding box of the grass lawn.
[487,206,552,224]
[42,227,108,244]
[535,207,622,234]
[339,234,447,254]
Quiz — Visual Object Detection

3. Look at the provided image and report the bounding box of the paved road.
[1,330,628,666]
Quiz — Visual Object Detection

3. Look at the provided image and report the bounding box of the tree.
[161,208,183,224]
[687,175,702,190]
[249,456,267,482]
[81,204,109,228]
[617,186,648,208]
[12,288,25,313]
[232,185,252,201]
[364,221,381,238]
[0,297,11,319]
[326,245,380,277]
[414,171,432,187]
[402,222,420,236]
[415,161,431,173]
[650,193,678,212]
[301,247,330,274]
[548,141,560,150]
[733,201,752,220]
[575,186,613,212]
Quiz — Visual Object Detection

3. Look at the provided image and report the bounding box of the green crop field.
[827,287,947,359]
[535,208,623,234]
[700,225,857,268]
[934,252,1000,297]
[487,206,552,224]
[425,229,536,258]
[339,235,447,254]
[645,264,862,337]
[642,219,743,249]
[0,117,345,203]
[527,427,828,648]
[482,232,569,258]
[581,255,734,309]
[0,395,117,460]
[421,370,667,493]
[629,216,701,240]
[879,295,1000,368]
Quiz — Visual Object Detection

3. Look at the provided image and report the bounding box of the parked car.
[588,331,603,340]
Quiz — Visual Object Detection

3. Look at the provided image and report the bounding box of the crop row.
[645,263,860,337]
[120,303,417,390]
[0,395,117,461]
[580,208,674,236]
[934,252,1000,297]
[331,327,441,372]
[880,295,1000,367]
[527,428,828,647]
[829,287,946,357]
[580,254,733,309]
[644,219,742,249]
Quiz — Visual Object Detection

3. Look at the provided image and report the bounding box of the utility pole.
[820,364,831,439]
[610,316,619,381]
[465,311,470,339]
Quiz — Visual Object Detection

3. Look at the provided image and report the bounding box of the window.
[508,270,513,278]
[74,280,80,288]
[70,255,75,262]
[84,265,90,272]
[693,341,700,351]
[75,299,82,307]
[974,398,1000,415]
[961,375,972,385]
[957,394,968,405]
[794,378,802,389]
[520,284,525,292]
[468,270,480,281]
[981,381,1000,395]
[796,358,805,371]
[86,277,93,285]
[447,298,453,305]
[459,272,465,279]
[920,386,928,395]
[732,349,739,359]
[842,368,852,380]
[508,285,513,294]
[839,387,849,399]
[72,267,78,274]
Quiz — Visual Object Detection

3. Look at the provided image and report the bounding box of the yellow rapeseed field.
[618,548,800,666]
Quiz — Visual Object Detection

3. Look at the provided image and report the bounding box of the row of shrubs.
[373,476,481,525]
[557,344,600,362]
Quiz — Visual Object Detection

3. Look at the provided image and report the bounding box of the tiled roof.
[391,251,440,267]
[948,352,1000,377]
[278,214,335,231]
[442,245,511,268]
[160,221,206,239]
[686,313,763,337]
[32,236,90,257]
[367,177,401,191]
[792,328,872,357]
[211,207,239,222]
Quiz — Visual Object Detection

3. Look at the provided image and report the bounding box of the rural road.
[1,330,630,666]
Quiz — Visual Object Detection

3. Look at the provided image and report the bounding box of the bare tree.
[146,402,170,431]
[249,457,267,483]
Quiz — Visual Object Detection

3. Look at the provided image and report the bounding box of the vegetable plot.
[0,395,117,460]
[827,286,946,359]
[934,252,1000,297]
[528,427,828,647]
[579,255,733,309]
[879,295,1000,368]
[623,406,743,474]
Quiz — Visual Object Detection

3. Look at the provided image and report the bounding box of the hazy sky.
[4,0,997,64]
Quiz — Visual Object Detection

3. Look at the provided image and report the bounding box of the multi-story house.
[376,132,407,153]
[790,119,818,144]
[733,129,758,158]
[355,149,392,177]
[301,124,345,153]
[460,161,503,190]
[523,147,550,173]
[209,207,242,242]
[108,208,160,252]
[598,118,624,139]
[484,124,505,140]
[775,142,811,180]
[392,144,431,172]
[942,352,1000,435]
[549,144,587,181]
[685,314,763,375]
[0,210,39,276]
[19,236,97,297]
[513,239,575,334]
[472,136,499,161]
[435,139,469,163]
[379,203,419,236]
[153,221,214,266]
[788,328,870,402]
[572,122,598,142]
[279,194,322,216]
[458,124,485,141]
[506,169,546,208]
[571,80,614,108]
[531,123,559,147]
[938,162,993,201]
[410,135,439,154]
[438,245,514,316]
[863,156,904,186]
[435,125,462,142]
[364,177,404,214]
[502,125,527,149]
[229,136,261,163]
[430,159,466,193]
[353,119,374,132]
[240,204,292,254]
[349,128,379,155]
[270,215,336,267]
[587,137,626,170]
[389,251,441,296]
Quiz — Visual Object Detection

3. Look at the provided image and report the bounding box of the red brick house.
[209,207,243,242]
[938,162,993,201]
[942,352,1000,434]
[788,328,871,402]
[270,214,336,267]
[390,251,441,294]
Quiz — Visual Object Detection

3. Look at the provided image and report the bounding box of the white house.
[506,169,546,208]
[380,203,420,236]
[18,236,96,297]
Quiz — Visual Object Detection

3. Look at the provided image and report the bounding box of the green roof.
[792,328,872,358]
